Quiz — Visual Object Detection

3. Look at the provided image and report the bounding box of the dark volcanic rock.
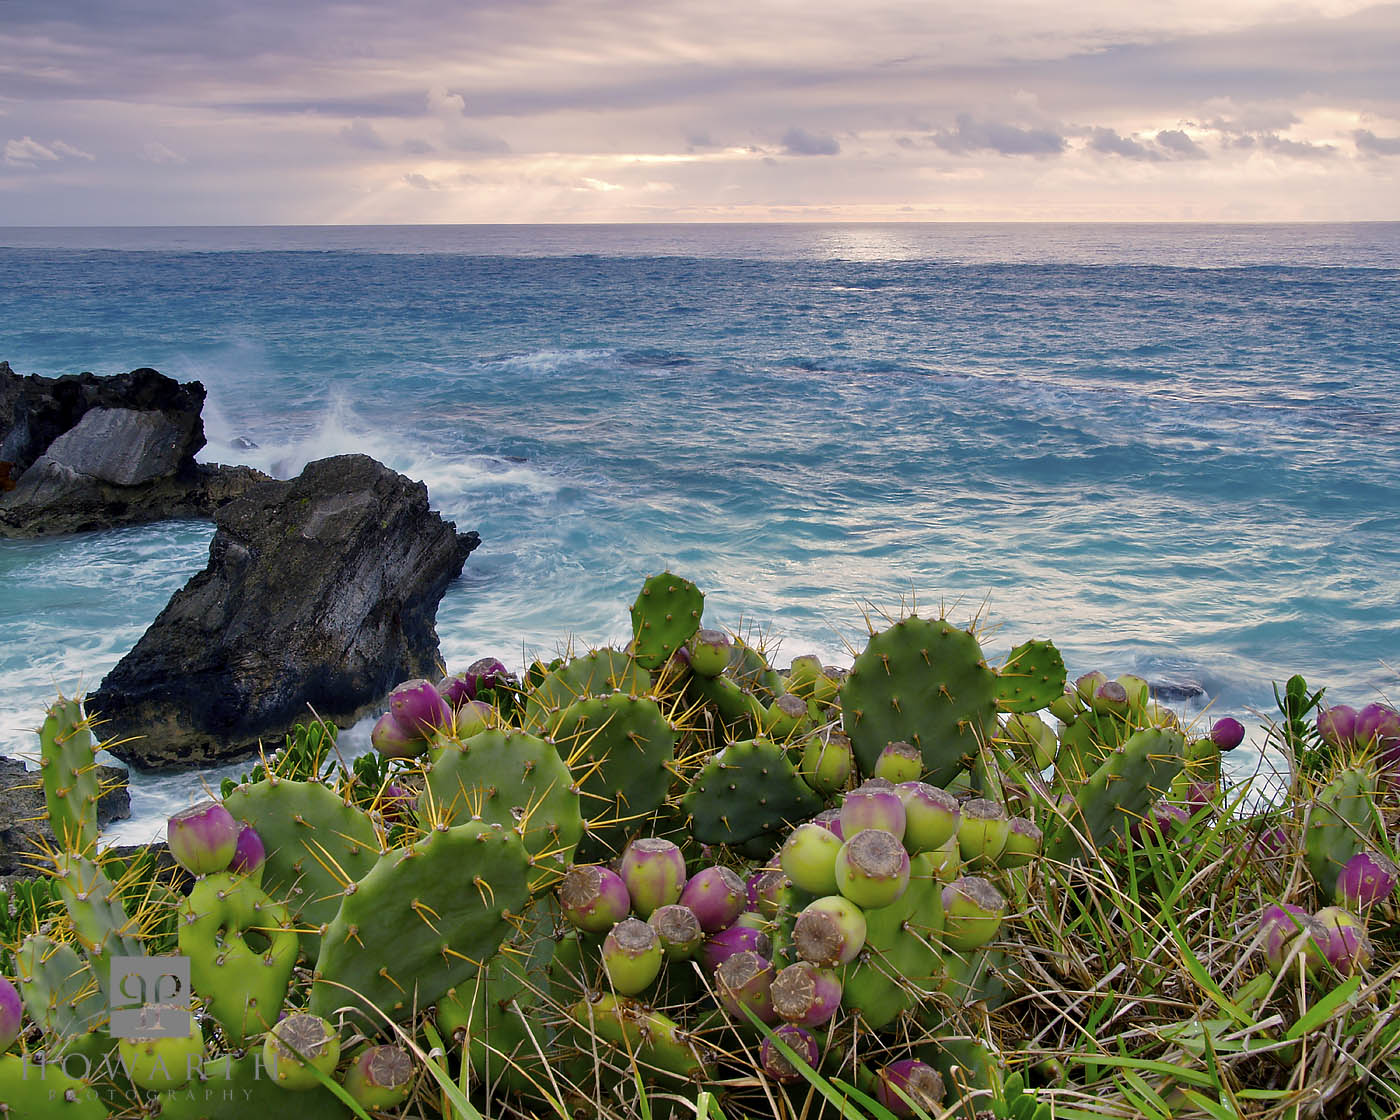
[0,756,131,881]
[88,454,480,770]
[0,362,270,537]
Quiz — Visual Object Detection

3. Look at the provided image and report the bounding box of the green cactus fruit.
[956,799,1010,870]
[177,871,298,1046]
[1045,727,1186,863]
[39,697,101,855]
[568,992,706,1082]
[342,1045,414,1109]
[420,727,582,883]
[16,935,106,1042]
[873,741,924,783]
[549,692,676,857]
[0,1053,110,1118]
[687,672,765,735]
[683,738,823,847]
[728,637,785,698]
[763,693,812,741]
[781,823,844,895]
[1306,767,1378,901]
[222,778,381,955]
[995,639,1067,714]
[53,853,142,1002]
[1116,674,1151,720]
[784,656,826,699]
[264,1012,341,1092]
[800,730,854,795]
[997,817,1042,869]
[523,648,652,733]
[941,875,1007,952]
[840,852,944,1028]
[602,918,665,995]
[156,1053,351,1119]
[310,821,530,1023]
[835,828,912,909]
[1000,713,1058,771]
[629,572,705,670]
[118,1016,205,1091]
[840,616,999,787]
[687,629,732,677]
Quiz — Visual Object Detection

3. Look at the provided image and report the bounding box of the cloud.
[142,141,186,164]
[402,172,440,189]
[780,127,839,156]
[1087,126,1163,161]
[1259,134,1336,159]
[4,136,92,165]
[575,176,622,191]
[425,86,510,154]
[50,139,95,160]
[1155,128,1206,158]
[402,137,435,154]
[340,118,387,150]
[930,114,1064,156]
[1354,128,1400,156]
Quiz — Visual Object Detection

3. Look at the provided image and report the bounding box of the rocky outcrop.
[88,454,480,770]
[0,757,131,881]
[0,362,268,537]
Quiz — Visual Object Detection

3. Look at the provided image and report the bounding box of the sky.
[1,0,1398,223]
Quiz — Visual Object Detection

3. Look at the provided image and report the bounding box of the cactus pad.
[53,854,143,1002]
[524,648,653,732]
[683,738,822,846]
[1305,767,1377,901]
[40,697,101,854]
[995,639,1067,714]
[629,571,704,670]
[16,934,107,1041]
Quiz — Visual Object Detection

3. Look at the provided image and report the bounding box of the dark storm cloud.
[781,127,840,156]
[1355,128,1400,155]
[929,114,1065,156]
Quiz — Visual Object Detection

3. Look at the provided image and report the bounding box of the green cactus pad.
[0,1053,111,1118]
[568,992,706,1081]
[840,616,999,786]
[310,821,530,1023]
[40,697,101,855]
[1305,767,1377,901]
[154,1053,352,1119]
[16,934,107,1041]
[550,693,676,855]
[727,638,786,699]
[1045,727,1186,863]
[177,872,298,1046]
[523,648,653,733]
[840,852,945,1028]
[53,854,143,1003]
[223,778,381,954]
[1052,709,1134,784]
[420,727,583,882]
[682,738,823,846]
[995,639,1067,714]
[629,571,705,670]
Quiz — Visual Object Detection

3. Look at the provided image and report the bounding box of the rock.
[0,362,268,537]
[88,454,480,770]
[0,756,131,881]
[1149,679,1208,703]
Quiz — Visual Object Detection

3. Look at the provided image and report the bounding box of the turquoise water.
[2,223,1397,841]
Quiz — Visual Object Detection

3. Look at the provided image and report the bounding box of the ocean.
[1,223,1397,845]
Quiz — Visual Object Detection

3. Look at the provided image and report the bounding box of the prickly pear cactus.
[0,1052,111,1118]
[16,934,107,1041]
[568,992,706,1081]
[1045,727,1186,862]
[420,727,583,881]
[682,738,822,847]
[995,639,1067,714]
[310,820,530,1022]
[53,854,142,1001]
[40,697,101,854]
[155,1052,352,1119]
[1305,766,1377,900]
[222,778,381,954]
[523,648,652,733]
[841,616,999,785]
[629,571,704,670]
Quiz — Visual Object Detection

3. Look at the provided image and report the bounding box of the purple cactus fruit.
[834,829,911,910]
[1092,680,1130,719]
[452,699,494,738]
[770,961,843,1028]
[1317,704,1358,750]
[1356,703,1400,751]
[780,823,844,896]
[388,678,453,737]
[1131,801,1190,843]
[370,711,426,759]
[876,1059,946,1117]
[1075,670,1108,704]
[602,918,664,995]
[1313,906,1373,975]
[679,866,748,933]
[760,1024,819,1083]
[896,782,960,854]
[941,875,1007,952]
[648,904,705,960]
[688,629,732,678]
[715,950,778,1024]
[343,1045,414,1110]
[229,821,266,877]
[998,817,1043,868]
[167,800,240,875]
[377,783,416,824]
[1248,824,1290,860]
[793,895,868,967]
[702,924,772,971]
[1258,903,1313,971]
[840,784,906,841]
[1336,851,1398,910]
[872,741,923,784]
[560,864,632,933]
[956,798,1010,868]
[1211,717,1246,752]
[617,837,688,918]
[464,657,513,695]
[811,808,846,841]
[436,671,475,710]
[801,732,854,796]
[0,976,22,1052]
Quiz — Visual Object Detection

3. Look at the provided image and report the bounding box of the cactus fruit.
[388,678,453,738]
[841,615,999,786]
[1258,904,1313,971]
[343,1045,414,1109]
[703,924,773,971]
[793,896,867,967]
[678,866,747,933]
[560,864,632,933]
[118,1016,205,1091]
[771,961,843,1028]
[310,821,530,1022]
[998,817,1043,868]
[760,1024,820,1083]
[780,824,844,895]
[840,783,907,840]
[603,918,665,994]
[683,738,823,847]
[1305,767,1377,901]
[371,712,425,759]
[229,821,266,879]
[897,782,961,853]
[834,829,911,909]
[568,993,706,1081]
[649,904,705,959]
[1000,712,1059,771]
[39,697,101,854]
[800,731,854,795]
[167,800,240,875]
[264,1012,341,1091]
[764,693,811,740]
[873,741,924,783]
[1312,906,1373,975]
[715,949,778,1024]
[1212,717,1246,751]
[629,571,704,670]
[688,629,733,678]
[177,871,298,1046]
[0,978,20,1052]
[840,853,943,1027]
[1336,850,1398,909]
[876,1059,947,1117]
[942,875,1007,952]
[995,639,1067,714]
[618,838,688,918]
[956,799,1010,869]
